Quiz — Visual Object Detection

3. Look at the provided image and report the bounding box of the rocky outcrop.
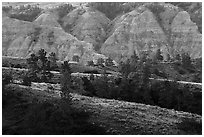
[62,6,110,51]
[3,17,108,64]
[101,3,202,62]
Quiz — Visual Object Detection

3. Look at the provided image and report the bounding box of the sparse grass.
[2,84,107,135]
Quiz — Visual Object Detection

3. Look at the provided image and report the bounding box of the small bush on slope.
[2,69,13,87]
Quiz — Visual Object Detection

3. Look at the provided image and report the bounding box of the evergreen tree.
[175,54,181,61]
[87,60,94,66]
[181,52,192,69]
[47,31,54,45]
[166,53,171,62]
[140,51,148,63]
[27,53,39,70]
[130,51,139,71]
[72,55,80,62]
[155,49,163,61]
[37,49,52,82]
[119,59,132,78]
[141,61,151,85]
[26,53,39,82]
[105,57,114,67]
[60,61,72,99]
[26,49,53,83]
[96,58,105,67]
[48,52,58,70]
[38,49,47,64]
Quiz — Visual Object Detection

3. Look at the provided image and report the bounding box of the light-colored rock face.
[101,8,168,62]
[62,7,110,51]
[2,3,202,64]
[2,16,36,53]
[170,11,202,58]
[101,3,202,62]
[33,12,61,28]
[3,17,108,64]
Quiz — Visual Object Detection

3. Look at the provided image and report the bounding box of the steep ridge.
[101,6,169,62]
[33,11,61,28]
[170,11,202,58]
[62,6,110,51]
[3,17,107,64]
[101,3,202,62]
[168,2,202,33]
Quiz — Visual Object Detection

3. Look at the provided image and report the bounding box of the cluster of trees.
[4,48,200,115]
[22,48,74,99]
[80,51,201,115]
[23,49,58,85]
[2,5,12,13]
[2,69,13,90]
[87,57,115,67]
[153,49,194,71]
[7,4,42,22]
[2,50,107,135]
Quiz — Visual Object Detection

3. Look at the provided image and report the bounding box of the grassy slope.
[2,84,202,135]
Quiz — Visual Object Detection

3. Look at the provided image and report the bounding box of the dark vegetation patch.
[2,75,106,135]
[177,117,202,135]
[87,2,130,20]
[82,75,202,115]
[3,4,42,22]
[55,3,75,19]
[2,49,202,116]
[56,3,75,27]
[29,27,42,44]
[2,48,202,135]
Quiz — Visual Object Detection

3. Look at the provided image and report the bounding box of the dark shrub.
[2,5,12,13]
[15,64,22,68]
[22,74,32,86]
[56,4,75,19]
[178,118,202,135]
[81,77,96,96]
[22,99,73,134]
[2,70,13,87]
[92,76,109,98]
[88,2,130,20]
[9,5,42,22]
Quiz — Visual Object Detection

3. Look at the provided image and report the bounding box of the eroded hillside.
[2,2,202,64]
[101,3,201,62]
